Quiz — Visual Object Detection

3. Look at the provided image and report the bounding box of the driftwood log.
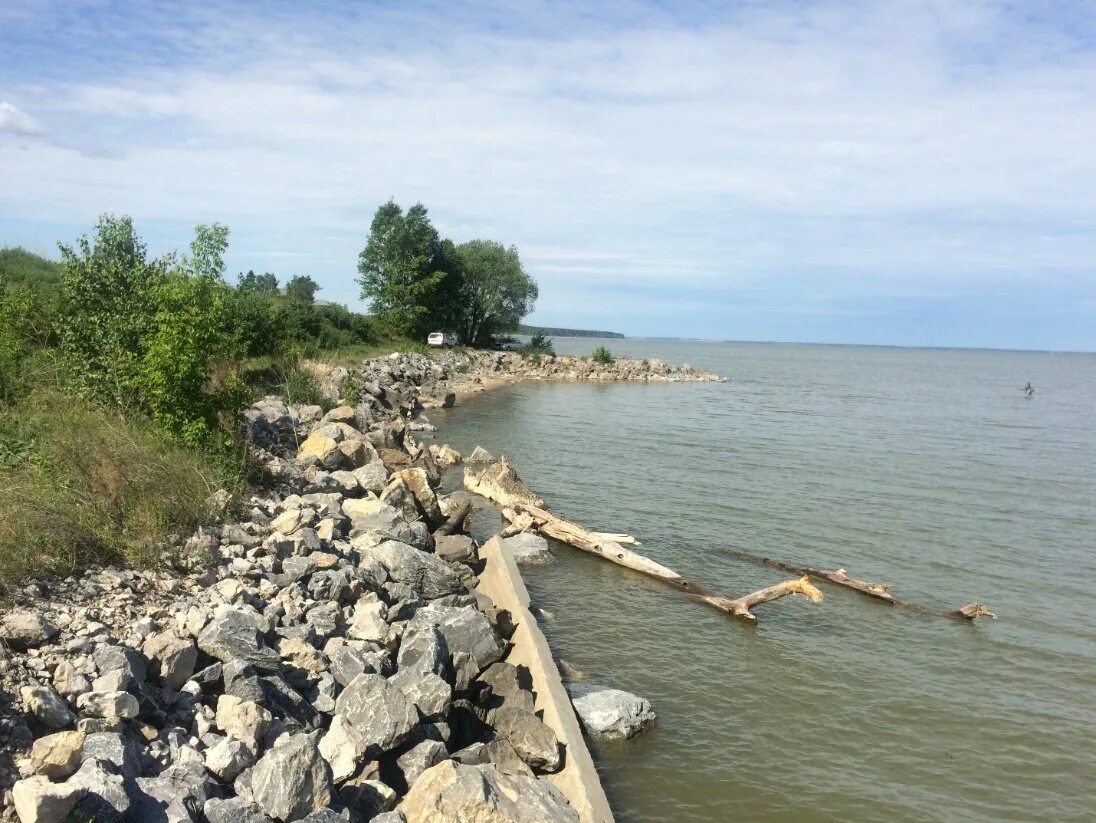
[434,501,473,536]
[727,549,995,621]
[466,461,822,621]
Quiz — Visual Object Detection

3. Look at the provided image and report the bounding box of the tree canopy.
[285,274,320,303]
[454,239,538,346]
[357,200,537,344]
[356,200,458,339]
[237,270,279,294]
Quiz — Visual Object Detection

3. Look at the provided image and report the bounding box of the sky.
[1,0,1095,351]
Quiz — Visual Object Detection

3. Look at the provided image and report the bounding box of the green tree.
[237,270,279,294]
[285,274,320,303]
[453,239,538,346]
[357,201,452,338]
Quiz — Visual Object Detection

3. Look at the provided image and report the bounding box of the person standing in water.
[1023,381,1034,397]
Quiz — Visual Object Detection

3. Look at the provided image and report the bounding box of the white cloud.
[0,101,43,136]
[1,0,1095,344]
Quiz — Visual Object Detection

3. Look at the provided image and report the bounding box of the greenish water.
[431,340,1096,822]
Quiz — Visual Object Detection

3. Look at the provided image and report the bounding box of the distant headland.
[518,325,625,339]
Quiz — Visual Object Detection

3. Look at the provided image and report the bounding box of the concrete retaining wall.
[477,535,615,823]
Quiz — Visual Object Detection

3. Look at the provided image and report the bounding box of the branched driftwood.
[727,549,995,622]
[466,461,822,622]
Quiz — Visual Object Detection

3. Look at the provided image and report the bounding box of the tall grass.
[0,388,245,587]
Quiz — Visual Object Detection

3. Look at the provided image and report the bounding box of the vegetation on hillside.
[0,199,543,586]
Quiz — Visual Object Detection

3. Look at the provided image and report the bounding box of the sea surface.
[430,340,1096,823]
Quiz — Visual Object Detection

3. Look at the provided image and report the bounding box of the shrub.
[58,217,246,444]
[591,345,614,364]
[518,332,554,359]
[340,376,363,406]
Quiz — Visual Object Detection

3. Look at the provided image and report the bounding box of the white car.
[427,332,458,348]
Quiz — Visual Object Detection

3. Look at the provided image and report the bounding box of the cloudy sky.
[2,0,1094,350]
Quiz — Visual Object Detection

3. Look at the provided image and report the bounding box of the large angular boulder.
[216,695,273,749]
[249,733,334,821]
[298,434,342,469]
[334,673,418,756]
[131,762,211,823]
[396,761,578,823]
[490,707,561,773]
[29,730,84,779]
[198,609,281,670]
[358,541,462,601]
[76,690,139,721]
[406,605,505,677]
[92,643,146,691]
[143,630,198,690]
[20,686,73,728]
[566,683,656,741]
[394,468,444,526]
[204,797,271,823]
[11,775,82,822]
[1,610,59,650]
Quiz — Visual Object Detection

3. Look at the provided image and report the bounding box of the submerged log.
[466,461,822,621]
[727,550,897,604]
[950,602,997,621]
[499,502,822,621]
[727,549,995,621]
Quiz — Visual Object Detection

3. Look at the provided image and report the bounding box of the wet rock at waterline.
[566,683,656,741]
[499,532,553,564]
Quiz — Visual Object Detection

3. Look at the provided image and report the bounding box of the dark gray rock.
[406,604,505,678]
[92,643,147,688]
[82,731,139,781]
[327,643,381,687]
[396,624,448,680]
[204,797,272,823]
[334,673,418,757]
[396,738,447,789]
[70,758,130,821]
[249,733,334,821]
[357,541,463,600]
[198,609,281,670]
[131,762,212,823]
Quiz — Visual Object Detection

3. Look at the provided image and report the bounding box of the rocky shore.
[0,349,690,822]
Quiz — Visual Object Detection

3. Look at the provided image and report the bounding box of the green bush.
[591,345,614,364]
[340,376,363,406]
[58,217,246,444]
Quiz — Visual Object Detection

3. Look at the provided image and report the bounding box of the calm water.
[431,340,1096,822]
